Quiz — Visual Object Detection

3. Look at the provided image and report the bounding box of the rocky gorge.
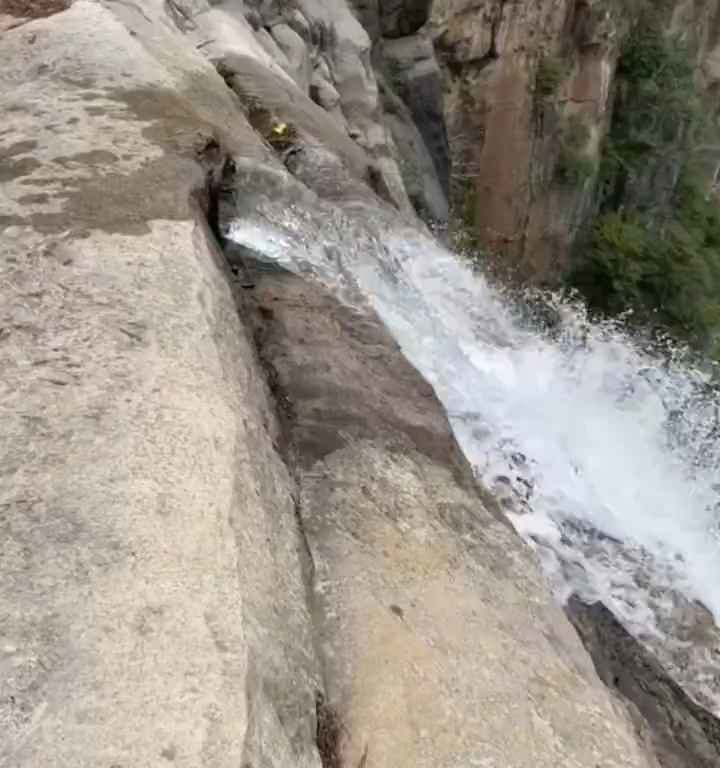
[2,1,720,767]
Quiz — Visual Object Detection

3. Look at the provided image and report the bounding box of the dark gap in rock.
[364,164,399,209]
[201,154,258,288]
[315,691,343,768]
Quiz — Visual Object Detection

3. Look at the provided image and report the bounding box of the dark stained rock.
[566,596,720,768]
[380,0,432,38]
[382,34,450,199]
[350,0,432,40]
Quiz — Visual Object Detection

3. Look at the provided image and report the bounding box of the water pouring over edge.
[226,191,720,712]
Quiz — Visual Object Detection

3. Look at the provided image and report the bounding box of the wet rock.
[552,519,720,716]
[567,597,720,768]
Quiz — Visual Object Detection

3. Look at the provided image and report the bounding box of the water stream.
[225,190,720,712]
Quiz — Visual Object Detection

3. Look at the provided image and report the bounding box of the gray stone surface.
[380,73,449,221]
[270,21,312,92]
[382,33,451,198]
[0,4,322,767]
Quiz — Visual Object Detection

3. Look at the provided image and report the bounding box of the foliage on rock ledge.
[555,115,596,187]
[574,174,720,352]
[535,55,568,97]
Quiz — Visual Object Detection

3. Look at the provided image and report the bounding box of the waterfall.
[226,191,720,712]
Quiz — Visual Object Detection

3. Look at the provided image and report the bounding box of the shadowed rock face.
[350,0,432,39]
[380,0,432,37]
[382,34,450,201]
[344,0,451,223]
[566,597,720,768]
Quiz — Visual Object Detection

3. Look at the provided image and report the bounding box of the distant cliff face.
[431,0,720,284]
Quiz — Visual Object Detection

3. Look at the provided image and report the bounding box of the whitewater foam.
[226,199,720,710]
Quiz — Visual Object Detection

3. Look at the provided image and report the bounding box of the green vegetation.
[574,174,720,348]
[450,178,482,254]
[598,23,700,196]
[535,55,567,97]
[569,8,720,351]
[447,175,494,269]
[555,116,596,186]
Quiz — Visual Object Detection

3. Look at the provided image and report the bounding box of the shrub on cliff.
[598,19,700,208]
[555,115,596,186]
[574,173,720,350]
[535,56,567,97]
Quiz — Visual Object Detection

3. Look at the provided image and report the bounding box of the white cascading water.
[226,190,720,712]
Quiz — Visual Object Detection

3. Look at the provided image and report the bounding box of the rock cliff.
[431,0,720,282]
[0,1,708,767]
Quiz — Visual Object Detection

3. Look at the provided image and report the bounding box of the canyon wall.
[431,0,720,282]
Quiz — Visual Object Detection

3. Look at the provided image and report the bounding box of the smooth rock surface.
[0,4,322,766]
